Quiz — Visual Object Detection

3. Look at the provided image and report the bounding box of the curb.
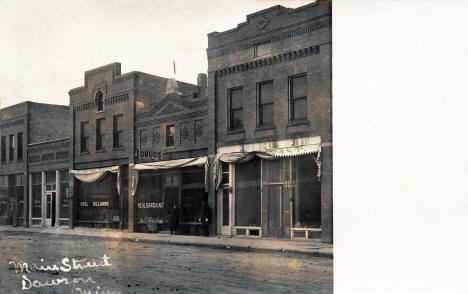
[0,228,333,258]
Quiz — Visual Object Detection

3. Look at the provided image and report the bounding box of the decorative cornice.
[0,118,25,130]
[207,17,329,59]
[215,45,320,77]
[73,92,129,112]
[136,110,208,128]
[28,138,70,154]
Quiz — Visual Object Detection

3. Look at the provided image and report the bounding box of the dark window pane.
[260,82,273,104]
[222,189,229,226]
[231,109,243,129]
[182,171,204,185]
[230,88,243,109]
[17,133,23,160]
[1,136,6,162]
[96,91,104,111]
[291,74,307,98]
[181,188,204,223]
[260,103,273,125]
[293,98,308,120]
[221,162,229,184]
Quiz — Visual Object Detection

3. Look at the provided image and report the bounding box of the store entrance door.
[46,192,56,227]
[262,159,291,238]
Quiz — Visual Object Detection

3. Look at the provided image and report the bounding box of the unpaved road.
[0,231,332,293]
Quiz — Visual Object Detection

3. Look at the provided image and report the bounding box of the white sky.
[0,0,311,108]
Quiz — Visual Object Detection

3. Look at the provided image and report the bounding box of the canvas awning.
[214,144,321,190]
[130,157,209,196]
[70,166,121,195]
[133,156,207,171]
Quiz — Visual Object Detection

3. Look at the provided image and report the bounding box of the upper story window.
[17,132,23,161]
[80,121,89,153]
[9,134,15,161]
[1,136,6,163]
[113,114,123,148]
[254,42,271,58]
[166,125,175,147]
[96,118,105,151]
[95,90,104,112]
[257,81,273,126]
[228,87,243,131]
[289,73,308,121]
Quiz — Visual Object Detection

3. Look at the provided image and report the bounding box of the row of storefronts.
[1,1,332,242]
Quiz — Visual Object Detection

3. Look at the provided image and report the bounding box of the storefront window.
[235,158,261,227]
[292,155,321,228]
[222,189,229,226]
[60,170,70,219]
[181,188,204,223]
[31,173,41,218]
[136,173,164,224]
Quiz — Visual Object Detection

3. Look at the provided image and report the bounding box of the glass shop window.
[222,188,229,226]
[292,155,321,228]
[235,157,261,227]
[31,173,42,218]
[181,187,205,223]
[60,170,70,218]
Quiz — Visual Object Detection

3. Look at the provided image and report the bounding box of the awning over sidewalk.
[70,166,121,195]
[214,144,321,190]
[130,157,209,196]
[133,156,207,171]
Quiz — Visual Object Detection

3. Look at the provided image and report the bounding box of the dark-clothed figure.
[169,204,179,235]
[200,201,210,237]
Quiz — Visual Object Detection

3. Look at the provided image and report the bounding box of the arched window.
[95,90,104,111]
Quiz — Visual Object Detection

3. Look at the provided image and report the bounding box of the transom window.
[289,73,308,121]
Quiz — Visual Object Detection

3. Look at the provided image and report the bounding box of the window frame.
[288,73,308,122]
[96,117,105,151]
[256,80,274,127]
[95,90,104,112]
[17,132,23,161]
[113,114,123,149]
[1,136,6,163]
[166,124,175,147]
[80,121,89,153]
[227,86,244,131]
[9,134,15,161]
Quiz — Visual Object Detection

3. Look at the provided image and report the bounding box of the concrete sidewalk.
[0,225,333,258]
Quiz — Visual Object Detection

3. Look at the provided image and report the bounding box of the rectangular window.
[289,73,308,121]
[254,42,271,58]
[9,134,15,161]
[31,173,42,218]
[17,132,23,160]
[113,114,123,148]
[166,125,175,147]
[80,121,89,153]
[96,118,105,151]
[257,81,273,126]
[228,87,243,130]
[1,136,6,162]
[235,158,261,227]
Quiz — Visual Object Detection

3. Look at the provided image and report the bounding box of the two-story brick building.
[132,74,210,235]
[207,0,332,242]
[0,102,69,227]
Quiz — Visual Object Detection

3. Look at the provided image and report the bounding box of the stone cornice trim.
[214,45,321,77]
[136,110,208,128]
[28,138,70,154]
[207,17,330,59]
[73,92,129,113]
[0,118,25,130]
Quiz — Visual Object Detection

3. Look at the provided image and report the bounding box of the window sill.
[112,147,125,151]
[79,151,90,155]
[287,119,310,127]
[255,124,275,132]
[96,149,106,153]
[226,129,245,135]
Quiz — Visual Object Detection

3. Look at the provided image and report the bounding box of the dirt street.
[0,231,332,294]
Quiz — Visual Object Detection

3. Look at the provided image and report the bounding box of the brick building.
[207,0,332,242]
[132,74,210,235]
[0,102,69,227]
[68,63,208,234]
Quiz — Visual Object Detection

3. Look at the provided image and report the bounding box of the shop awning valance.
[133,156,207,171]
[130,157,209,196]
[70,166,121,195]
[214,144,321,190]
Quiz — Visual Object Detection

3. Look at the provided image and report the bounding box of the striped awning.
[262,144,320,158]
[134,156,207,171]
